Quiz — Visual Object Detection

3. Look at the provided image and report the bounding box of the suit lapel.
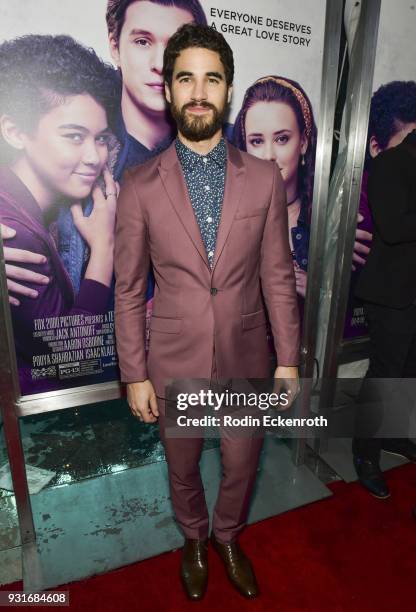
[211,142,246,272]
[158,142,209,268]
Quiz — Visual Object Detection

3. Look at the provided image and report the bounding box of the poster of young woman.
[343,0,416,339]
[207,0,325,314]
[0,0,327,398]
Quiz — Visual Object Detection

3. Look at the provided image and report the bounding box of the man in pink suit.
[114,24,300,600]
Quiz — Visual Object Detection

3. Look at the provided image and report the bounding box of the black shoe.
[180,538,208,600]
[353,456,390,499]
[382,439,416,462]
[210,533,259,599]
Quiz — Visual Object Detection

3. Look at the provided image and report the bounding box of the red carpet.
[3,463,416,611]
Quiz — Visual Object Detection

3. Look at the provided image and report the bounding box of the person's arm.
[260,163,301,366]
[1,222,50,306]
[260,164,301,403]
[368,152,416,245]
[1,219,110,364]
[114,171,158,422]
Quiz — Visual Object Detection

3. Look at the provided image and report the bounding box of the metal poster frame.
[292,0,343,466]
[317,0,382,422]
[0,240,33,535]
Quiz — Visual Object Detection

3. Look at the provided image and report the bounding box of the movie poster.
[0,0,326,397]
[343,0,416,339]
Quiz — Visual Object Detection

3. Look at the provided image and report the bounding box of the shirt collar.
[175,137,227,170]
[403,129,416,156]
[404,128,416,144]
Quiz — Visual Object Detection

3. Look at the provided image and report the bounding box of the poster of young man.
[0,0,327,398]
[343,0,416,339]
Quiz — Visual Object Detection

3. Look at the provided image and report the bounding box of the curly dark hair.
[0,34,120,145]
[106,0,207,43]
[163,23,234,87]
[233,76,317,218]
[366,80,416,164]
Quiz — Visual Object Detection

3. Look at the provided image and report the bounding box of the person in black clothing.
[353,129,416,498]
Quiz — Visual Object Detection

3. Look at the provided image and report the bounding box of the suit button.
[210,288,218,296]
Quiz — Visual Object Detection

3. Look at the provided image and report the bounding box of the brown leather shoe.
[210,532,259,598]
[180,538,208,600]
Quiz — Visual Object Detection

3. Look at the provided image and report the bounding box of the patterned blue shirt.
[175,137,226,266]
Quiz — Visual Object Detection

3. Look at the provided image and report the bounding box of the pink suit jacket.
[114,140,300,398]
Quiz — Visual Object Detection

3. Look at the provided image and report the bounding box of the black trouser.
[352,301,416,462]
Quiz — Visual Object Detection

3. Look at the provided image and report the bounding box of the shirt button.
[210,287,218,296]
[206,216,213,223]
[204,185,210,191]
[208,250,214,257]
[302,259,308,266]
[296,233,302,240]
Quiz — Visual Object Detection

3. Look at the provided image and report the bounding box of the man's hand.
[294,265,307,298]
[127,380,159,423]
[273,365,300,410]
[352,213,372,271]
[1,223,49,307]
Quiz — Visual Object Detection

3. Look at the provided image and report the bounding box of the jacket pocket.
[235,207,268,220]
[150,316,182,334]
[242,309,267,330]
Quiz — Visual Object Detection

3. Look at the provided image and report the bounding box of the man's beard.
[170,99,228,141]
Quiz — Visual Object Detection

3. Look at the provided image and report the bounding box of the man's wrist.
[274,366,299,377]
